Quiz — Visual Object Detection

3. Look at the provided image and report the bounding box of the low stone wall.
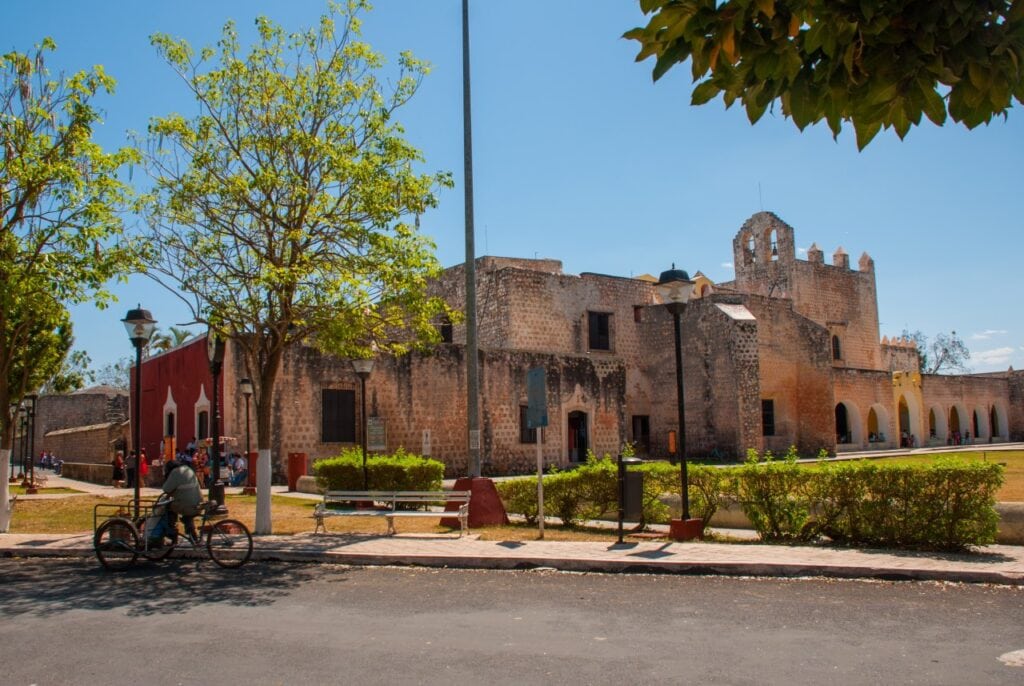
[295,475,321,494]
[61,462,113,486]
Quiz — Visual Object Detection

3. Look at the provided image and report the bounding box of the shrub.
[732,451,1003,550]
[735,450,816,542]
[496,478,540,524]
[313,448,444,492]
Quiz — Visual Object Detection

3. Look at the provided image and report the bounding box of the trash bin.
[617,455,644,543]
[287,452,307,492]
[209,481,226,510]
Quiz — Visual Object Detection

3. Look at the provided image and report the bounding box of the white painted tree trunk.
[254,447,272,534]
[0,449,12,532]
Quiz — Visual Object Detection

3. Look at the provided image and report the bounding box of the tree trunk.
[0,449,11,532]
[253,344,283,535]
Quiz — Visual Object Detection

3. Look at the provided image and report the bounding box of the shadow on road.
[0,558,338,619]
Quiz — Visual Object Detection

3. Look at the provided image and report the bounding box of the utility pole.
[462,0,481,477]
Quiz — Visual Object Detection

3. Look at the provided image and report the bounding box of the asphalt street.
[1,558,1023,685]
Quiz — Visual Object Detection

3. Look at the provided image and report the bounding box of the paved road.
[2,559,1023,685]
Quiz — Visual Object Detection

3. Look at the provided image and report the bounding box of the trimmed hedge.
[494,455,725,529]
[313,448,444,492]
[495,451,1004,551]
[734,452,1004,550]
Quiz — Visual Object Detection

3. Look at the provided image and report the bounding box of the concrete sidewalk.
[3,530,1023,585]
[5,470,1023,585]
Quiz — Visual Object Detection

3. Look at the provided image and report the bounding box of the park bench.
[313,490,471,536]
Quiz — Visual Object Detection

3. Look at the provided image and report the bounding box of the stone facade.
[33,386,128,463]
[134,212,1022,477]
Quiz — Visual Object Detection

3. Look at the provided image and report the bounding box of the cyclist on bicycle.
[160,458,203,542]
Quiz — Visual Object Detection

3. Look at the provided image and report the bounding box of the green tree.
[1,39,143,530]
[626,0,1024,148]
[141,2,453,533]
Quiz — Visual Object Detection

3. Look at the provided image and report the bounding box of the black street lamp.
[122,305,157,518]
[17,404,27,480]
[352,358,374,490]
[207,331,227,513]
[239,377,253,492]
[7,404,17,482]
[24,394,37,493]
[656,265,700,540]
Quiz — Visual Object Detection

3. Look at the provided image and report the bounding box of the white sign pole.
[536,428,544,539]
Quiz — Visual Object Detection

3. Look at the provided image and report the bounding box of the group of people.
[37,451,63,474]
[170,438,249,487]
[110,449,149,488]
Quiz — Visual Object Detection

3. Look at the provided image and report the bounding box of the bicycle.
[93,496,253,571]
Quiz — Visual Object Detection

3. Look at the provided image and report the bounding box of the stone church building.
[134,212,1024,478]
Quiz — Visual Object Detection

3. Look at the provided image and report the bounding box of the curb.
[3,539,1022,586]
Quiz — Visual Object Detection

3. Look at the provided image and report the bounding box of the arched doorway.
[991,406,1003,439]
[897,396,915,447]
[835,404,851,444]
[568,411,588,462]
[928,409,936,439]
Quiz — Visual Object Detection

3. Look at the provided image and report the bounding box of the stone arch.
[948,404,968,443]
[834,401,862,446]
[867,404,890,445]
[990,404,1008,440]
[971,406,989,441]
[897,394,922,447]
[927,405,947,442]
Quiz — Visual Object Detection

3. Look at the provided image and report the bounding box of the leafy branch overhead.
[626,0,1024,148]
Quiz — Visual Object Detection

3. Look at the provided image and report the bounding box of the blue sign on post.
[526,367,548,428]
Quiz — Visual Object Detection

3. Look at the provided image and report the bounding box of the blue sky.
[5,1,1023,373]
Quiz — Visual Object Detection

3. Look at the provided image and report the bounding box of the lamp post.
[239,377,253,492]
[207,331,227,513]
[122,305,157,518]
[25,394,37,493]
[352,358,374,490]
[8,404,17,482]
[17,404,27,481]
[655,265,700,540]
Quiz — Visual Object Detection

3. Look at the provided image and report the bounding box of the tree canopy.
[626,0,1024,148]
[1,39,142,529]
[142,1,453,533]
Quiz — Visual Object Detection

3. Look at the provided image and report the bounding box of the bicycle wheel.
[134,517,176,562]
[94,518,139,571]
[206,519,252,568]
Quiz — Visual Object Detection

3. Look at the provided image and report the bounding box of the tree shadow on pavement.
[0,558,338,619]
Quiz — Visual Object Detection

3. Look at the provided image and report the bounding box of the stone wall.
[35,388,127,452]
[44,423,122,464]
[256,342,628,477]
[920,373,1012,443]
[746,296,835,456]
